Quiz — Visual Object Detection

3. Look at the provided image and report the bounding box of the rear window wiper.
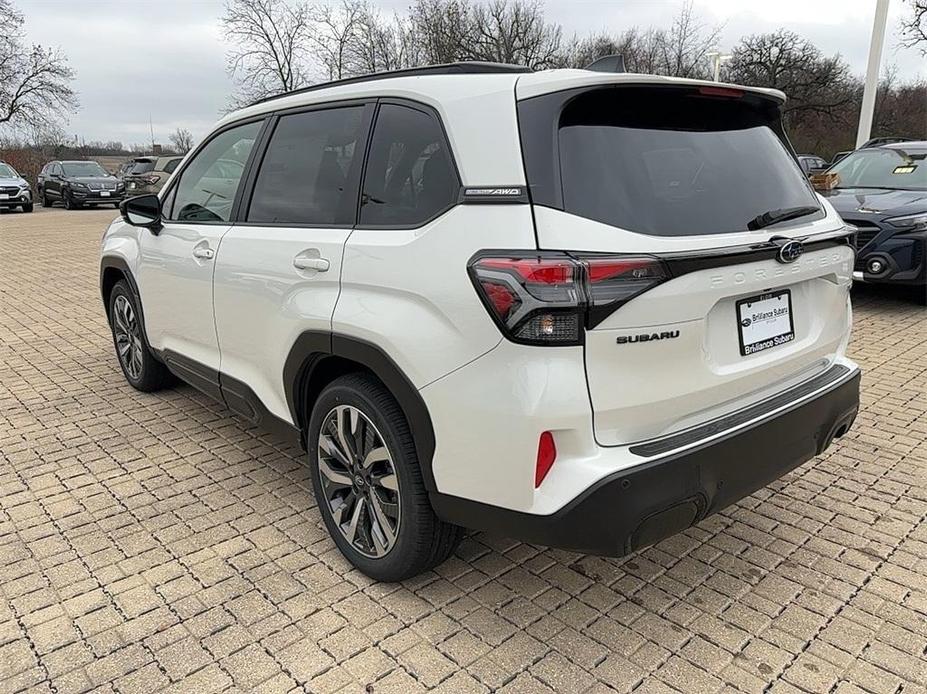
[747,205,820,230]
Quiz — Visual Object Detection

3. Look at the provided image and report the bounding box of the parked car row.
[0,153,187,214]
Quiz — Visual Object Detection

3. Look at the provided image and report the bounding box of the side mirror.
[121,194,162,232]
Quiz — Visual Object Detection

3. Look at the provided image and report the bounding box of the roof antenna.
[585,54,626,73]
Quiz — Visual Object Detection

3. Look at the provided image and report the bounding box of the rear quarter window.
[359,103,459,228]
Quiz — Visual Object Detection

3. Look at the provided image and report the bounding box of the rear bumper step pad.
[629,364,851,457]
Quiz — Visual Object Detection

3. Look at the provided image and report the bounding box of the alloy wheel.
[316,405,401,558]
[112,295,143,381]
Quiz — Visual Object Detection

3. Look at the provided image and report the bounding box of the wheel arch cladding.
[284,331,438,491]
[99,257,158,359]
[100,257,137,319]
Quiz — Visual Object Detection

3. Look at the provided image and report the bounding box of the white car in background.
[99,62,861,581]
[0,161,33,212]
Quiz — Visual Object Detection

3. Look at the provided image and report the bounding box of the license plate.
[100,191,111,197]
[128,183,136,189]
[0,194,8,200]
[736,290,794,356]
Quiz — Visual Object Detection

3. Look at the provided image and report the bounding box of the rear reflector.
[535,431,557,487]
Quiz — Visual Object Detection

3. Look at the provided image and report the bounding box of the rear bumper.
[432,365,860,555]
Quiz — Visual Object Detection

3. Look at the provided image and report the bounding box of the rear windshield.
[519,86,823,236]
[127,160,155,175]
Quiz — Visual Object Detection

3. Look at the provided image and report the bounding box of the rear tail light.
[469,252,668,344]
[582,257,669,327]
[469,255,582,345]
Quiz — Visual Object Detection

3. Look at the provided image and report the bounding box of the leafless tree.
[468,0,562,68]
[407,0,475,64]
[169,127,195,154]
[558,29,640,69]
[221,0,315,107]
[724,29,856,127]
[0,0,77,131]
[312,0,369,79]
[405,0,563,69]
[557,3,719,77]
[351,7,420,73]
[658,0,721,78]
[900,0,927,54]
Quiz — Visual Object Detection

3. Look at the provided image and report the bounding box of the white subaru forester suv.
[100,62,860,581]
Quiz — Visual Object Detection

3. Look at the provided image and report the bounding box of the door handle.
[293,256,330,272]
[192,247,214,260]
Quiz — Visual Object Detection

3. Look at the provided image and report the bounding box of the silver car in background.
[0,161,34,213]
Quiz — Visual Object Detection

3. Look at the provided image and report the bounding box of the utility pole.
[856,0,890,148]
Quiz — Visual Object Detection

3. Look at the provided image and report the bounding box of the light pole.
[706,50,731,82]
[856,0,891,148]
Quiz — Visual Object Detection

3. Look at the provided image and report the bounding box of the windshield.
[829,148,927,191]
[520,86,822,237]
[0,164,17,178]
[127,160,155,175]
[62,162,108,178]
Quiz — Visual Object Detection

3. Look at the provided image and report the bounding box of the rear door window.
[520,86,823,237]
[247,106,365,225]
[359,103,458,227]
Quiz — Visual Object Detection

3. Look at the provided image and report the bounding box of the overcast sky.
[15,0,926,146]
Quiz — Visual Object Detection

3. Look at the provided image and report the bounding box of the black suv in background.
[822,141,926,299]
[38,160,126,209]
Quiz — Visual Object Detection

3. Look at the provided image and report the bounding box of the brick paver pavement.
[1,207,925,693]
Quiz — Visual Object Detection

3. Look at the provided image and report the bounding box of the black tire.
[308,374,463,581]
[21,203,33,213]
[41,188,51,207]
[107,281,173,392]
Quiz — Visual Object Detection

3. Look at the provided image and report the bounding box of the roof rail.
[248,61,532,107]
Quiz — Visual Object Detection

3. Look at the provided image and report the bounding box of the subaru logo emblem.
[777,241,804,264]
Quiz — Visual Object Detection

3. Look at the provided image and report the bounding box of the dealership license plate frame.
[736,289,795,356]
